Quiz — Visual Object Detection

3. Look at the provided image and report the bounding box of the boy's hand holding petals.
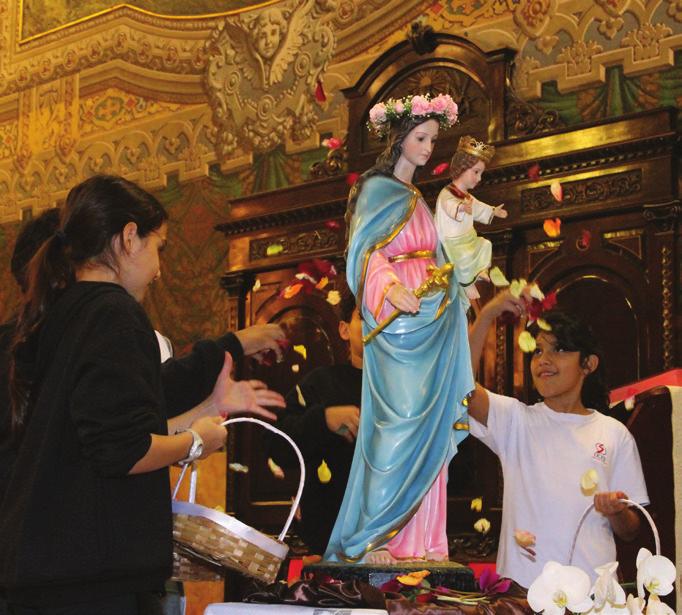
[325,405,360,442]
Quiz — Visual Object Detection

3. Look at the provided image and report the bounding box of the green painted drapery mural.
[536,51,682,128]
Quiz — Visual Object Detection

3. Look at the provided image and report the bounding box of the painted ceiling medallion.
[513,0,557,39]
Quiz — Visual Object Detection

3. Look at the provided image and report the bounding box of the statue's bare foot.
[425,551,449,562]
[364,549,398,565]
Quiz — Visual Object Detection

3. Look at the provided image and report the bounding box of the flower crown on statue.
[457,135,496,164]
[367,93,458,137]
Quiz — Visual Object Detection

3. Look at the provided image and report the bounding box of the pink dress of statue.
[363,198,449,561]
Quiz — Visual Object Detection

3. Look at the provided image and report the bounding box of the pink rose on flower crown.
[431,94,449,113]
[410,95,431,116]
[394,100,405,114]
[447,102,458,122]
[369,103,387,125]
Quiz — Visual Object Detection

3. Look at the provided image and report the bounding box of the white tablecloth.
[204,605,388,615]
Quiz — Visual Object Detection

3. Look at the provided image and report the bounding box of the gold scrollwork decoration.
[204,0,337,158]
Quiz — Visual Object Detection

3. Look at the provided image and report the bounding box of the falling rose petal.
[529,283,545,301]
[431,162,449,176]
[326,289,341,305]
[252,278,261,292]
[324,220,341,230]
[267,457,285,479]
[537,318,552,331]
[315,276,329,290]
[509,278,527,298]
[518,330,537,353]
[291,364,300,373]
[541,291,557,311]
[296,384,306,407]
[293,344,307,360]
[527,163,541,180]
[214,505,225,513]
[550,181,563,202]
[317,459,331,483]
[315,78,327,103]
[266,243,284,256]
[470,497,483,512]
[580,468,599,495]
[280,283,303,299]
[624,395,636,411]
[322,136,342,150]
[514,529,536,548]
[302,554,322,567]
[474,518,491,534]
[489,266,510,287]
[228,463,249,474]
[543,218,561,238]
[577,229,592,250]
[346,172,360,186]
[397,570,430,586]
[295,272,318,284]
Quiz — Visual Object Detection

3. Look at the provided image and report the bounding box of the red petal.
[578,229,591,249]
[346,172,360,186]
[315,79,327,103]
[541,291,557,311]
[324,220,341,230]
[431,162,449,176]
[527,163,541,180]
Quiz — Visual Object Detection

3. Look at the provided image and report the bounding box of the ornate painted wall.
[0,1,679,612]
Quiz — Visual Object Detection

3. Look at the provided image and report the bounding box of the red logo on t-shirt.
[593,442,607,464]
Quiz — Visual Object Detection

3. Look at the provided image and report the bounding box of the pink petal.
[550,180,563,202]
[431,162,449,176]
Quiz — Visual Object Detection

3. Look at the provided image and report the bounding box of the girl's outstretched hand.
[210,352,285,421]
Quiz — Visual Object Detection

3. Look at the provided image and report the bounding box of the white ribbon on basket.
[569,498,660,565]
[172,417,306,544]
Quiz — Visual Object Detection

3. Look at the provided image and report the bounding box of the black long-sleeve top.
[0,282,173,606]
[269,364,361,554]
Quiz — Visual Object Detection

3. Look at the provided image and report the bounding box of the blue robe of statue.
[324,175,474,562]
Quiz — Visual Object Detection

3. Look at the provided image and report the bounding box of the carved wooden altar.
[215,33,680,582]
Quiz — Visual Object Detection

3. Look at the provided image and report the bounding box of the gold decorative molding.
[661,244,673,369]
[249,228,340,261]
[527,239,562,273]
[603,228,644,260]
[520,169,642,214]
[204,0,337,158]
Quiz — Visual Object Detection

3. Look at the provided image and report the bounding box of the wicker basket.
[171,417,305,584]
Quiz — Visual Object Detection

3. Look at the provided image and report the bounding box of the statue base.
[303,560,477,592]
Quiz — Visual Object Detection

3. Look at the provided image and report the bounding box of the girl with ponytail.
[0,175,233,613]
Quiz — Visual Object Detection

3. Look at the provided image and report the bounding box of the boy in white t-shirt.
[467,293,649,588]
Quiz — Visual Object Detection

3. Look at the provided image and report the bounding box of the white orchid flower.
[644,595,675,614]
[625,594,644,614]
[590,562,627,613]
[636,548,676,598]
[527,561,594,614]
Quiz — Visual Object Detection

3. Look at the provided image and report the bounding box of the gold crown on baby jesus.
[457,135,495,164]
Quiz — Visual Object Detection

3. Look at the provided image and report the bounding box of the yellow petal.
[514,529,536,548]
[296,384,306,407]
[326,290,341,305]
[266,243,284,256]
[550,181,563,202]
[214,505,225,513]
[518,330,536,353]
[317,459,331,483]
[252,279,261,292]
[228,462,249,474]
[580,468,599,495]
[470,497,483,512]
[267,457,285,479]
[473,518,491,534]
[624,395,635,411]
[529,283,545,301]
[315,276,329,290]
[396,574,423,586]
[408,570,431,580]
[537,318,552,331]
[489,266,510,287]
[543,218,561,238]
[282,283,303,299]
[291,364,300,373]
[509,278,527,298]
[293,344,307,360]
